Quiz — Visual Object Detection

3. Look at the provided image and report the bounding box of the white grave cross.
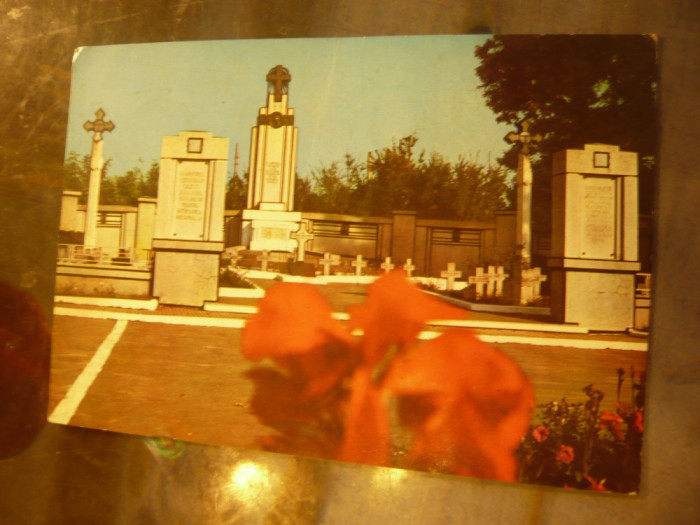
[468,267,490,297]
[291,223,314,262]
[352,254,367,276]
[522,267,548,297]
[257,250,271,272]
[441,262,462,291]
[403,258,416,277]
[492,266,509,297]
[380,256,395,274]
[320,252,340,276]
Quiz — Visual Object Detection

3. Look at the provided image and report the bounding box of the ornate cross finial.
[266,65,291,102]
[505,118,541,154]
[83,108,115,141]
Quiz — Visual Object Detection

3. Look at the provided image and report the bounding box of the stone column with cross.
[83,108,115,247]
[505,118,541,267]
[291,222,314,262]
[441,262,462,292]
[505,118,542,305]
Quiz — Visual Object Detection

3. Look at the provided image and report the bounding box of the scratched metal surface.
[0,1,699,523]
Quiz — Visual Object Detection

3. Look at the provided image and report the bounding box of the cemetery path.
[49,306,647,451]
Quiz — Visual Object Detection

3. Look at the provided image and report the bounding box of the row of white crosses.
[468,266,510,298]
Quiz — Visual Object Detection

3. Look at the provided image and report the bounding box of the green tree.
[139,161,159,198]
[62,151,91,197]
[298,135,511,222]
[225,172,248,210]
[475,35,658,229]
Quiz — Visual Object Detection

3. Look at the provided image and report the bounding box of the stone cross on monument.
[505,118,541,266]
[83,108,115,247]
[266,65,291,102]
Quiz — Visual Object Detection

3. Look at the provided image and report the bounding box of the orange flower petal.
[242,282,350,362]
[348,271,465,366]
[385,329,533,481]
[338,367,391,466]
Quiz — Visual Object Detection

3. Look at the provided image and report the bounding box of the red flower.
[242,272,535,479]
[348,270,465,366]
[599,411,625,441]
[384,330,534,481]
[634,411,644,433]
[584,474,608,492]
[556,445,575,464]
[532,425,550,442]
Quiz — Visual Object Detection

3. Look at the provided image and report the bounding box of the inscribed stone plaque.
[581,176,616,259]
[173,161,209,240]
[263,161,282,201]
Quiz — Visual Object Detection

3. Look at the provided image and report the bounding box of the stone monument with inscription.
[241,65,301,252]
[547,144,641,330]
[151,131,229,306]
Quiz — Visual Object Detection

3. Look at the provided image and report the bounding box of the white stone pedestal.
[151,131,228,307]
[152,240,223,306]
[241,209,302,252]
[548,144,641,331]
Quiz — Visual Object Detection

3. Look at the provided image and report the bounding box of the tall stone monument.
[151,131,229,306]
[547,144,641,331]
[241,65,302,252]
[83,108,115,247]
[505,119,541,304]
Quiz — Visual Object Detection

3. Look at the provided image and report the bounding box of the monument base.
[241,209,302,252]
[548,258,641,331]
[152,239,224,307]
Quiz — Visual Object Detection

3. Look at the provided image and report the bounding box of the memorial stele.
[547,143,641,331]
[241,65,302,252]
[151,131,229,307]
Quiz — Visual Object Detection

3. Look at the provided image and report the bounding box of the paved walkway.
[48,282,648,450]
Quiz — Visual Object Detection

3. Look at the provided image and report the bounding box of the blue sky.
[65,35,512,180]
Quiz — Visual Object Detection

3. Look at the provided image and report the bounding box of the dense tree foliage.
[475,35,658,229]
[296,135,511,222]
[63,151,158,206]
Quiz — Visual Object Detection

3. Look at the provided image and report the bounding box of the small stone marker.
[403,258,416,277]
[521,267,548,302]
[257,250,271,272]
[291,222,314,262]
[380,256,395,274]
[441,262,462,291]
[468,267,489,297]
[492,266,509,297]
[320,252,340,276]
[352,254,367,277]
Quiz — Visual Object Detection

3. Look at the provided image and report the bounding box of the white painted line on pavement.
[54,307,646,351]
[54,306,247,329]
[218,287,265,299]
[429,319,588,334]
[55,295,159,310]
[204,302,259,314]
[473,334,647,351]
[49,319,129,425]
